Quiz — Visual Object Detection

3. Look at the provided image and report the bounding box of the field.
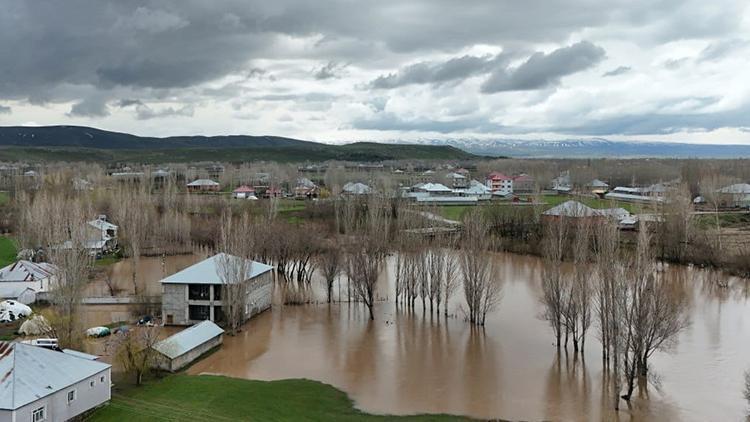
[87,375,470,421]
[0,236,17,268]
[0,191,8,206]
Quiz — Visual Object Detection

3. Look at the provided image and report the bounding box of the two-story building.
[160,254,274,326]
[485,172,514,195]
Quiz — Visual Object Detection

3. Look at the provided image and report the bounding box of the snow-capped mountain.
[377,138,750,158]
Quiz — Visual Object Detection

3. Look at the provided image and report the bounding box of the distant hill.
[0,126,474,162]
[386,138,750,158]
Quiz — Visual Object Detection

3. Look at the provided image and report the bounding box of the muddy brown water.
[85,253,750,421]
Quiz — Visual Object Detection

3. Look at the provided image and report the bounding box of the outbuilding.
[153,320,224,372]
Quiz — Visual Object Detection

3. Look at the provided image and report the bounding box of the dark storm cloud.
[602,66,632,77]
[0,105,10,114]
[314,62,346,80]
[68,97,110,117]
[135,103,194,120]
[480,41,606,93]
[369,54,512,89]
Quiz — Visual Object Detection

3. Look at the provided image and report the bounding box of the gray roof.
[0,261,56,282]
[543,201,599,217]
[718,183,750,194]
[153,320,224,359]
[187,179,219,187]
[342,182,372,195]
[0,342,110,410]
[160,253,274,285]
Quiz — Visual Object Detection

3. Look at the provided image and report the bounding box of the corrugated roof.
[342,182,372,195]
[160,253,274,285]
[153,320,224,359]
[0,342,110,410]
[0,261,56,282]
[543,201,599,217]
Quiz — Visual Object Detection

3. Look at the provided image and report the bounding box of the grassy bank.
[0,236,17,267]
[0,191,8,206]
[88,375,472,421]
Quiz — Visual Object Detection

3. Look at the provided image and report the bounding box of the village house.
[605,185,665,204]
[153,320,224,372]
[485,172,513,195]
[551,171,572,194]
[0,342,111,422]
[454,180,492,201]
[84,215,118,254]
[160,253,274,326]
[342,182,373,196]
[542,200,634,228]
[586,179,610,196]
[512,174,535,194]
[0,260,57,304]
[445,172,469,189]
[232,185,258,200]
[294,177,319,199]
[187,179,220,192]
[717,183,750,208]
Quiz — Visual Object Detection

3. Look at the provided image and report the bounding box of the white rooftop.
[0,261,56,283]
[187,179,219,187]
[719,183,750,194]
[543,201,599,217]
[416,182,452,193]
[0,342,110,410]
[153,320,224,360]
[160,253,274,285]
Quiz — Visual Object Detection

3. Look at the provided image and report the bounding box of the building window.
[188,305,210,320]
[90,380,95,388]
[32,406,46,422]
[67,389,76,404]
[213,285,222,300]
[188,285,210,300]
[100,375,106,383]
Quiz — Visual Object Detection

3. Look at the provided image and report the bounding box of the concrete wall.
[4,367,111,422]
[155,334,223,372]
[162,270,274,326]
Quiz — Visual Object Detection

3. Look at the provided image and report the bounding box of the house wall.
[162,270,274,326]
[7,368,110,422]
[156,334,223,372]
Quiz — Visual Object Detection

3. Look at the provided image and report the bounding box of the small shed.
[153,320,224,372]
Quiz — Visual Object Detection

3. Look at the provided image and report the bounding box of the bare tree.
[318,241,343,303]
[459,210,500,326]
[217,210,252,335]
[744,369,750,405]
[112,325,162,386]
[443,250,459,317]
[541,218,568,348]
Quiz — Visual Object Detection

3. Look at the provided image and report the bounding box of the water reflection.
[84,252,749,421]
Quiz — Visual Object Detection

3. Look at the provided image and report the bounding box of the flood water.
[89,253,750,421]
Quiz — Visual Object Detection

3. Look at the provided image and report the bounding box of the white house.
[232,185,258,200]
[342,182,373,196]
[0,342,111,421]
[0,260,58,304]
[717,183,750,208]
[160,254,275,326]
[153,320,224,372]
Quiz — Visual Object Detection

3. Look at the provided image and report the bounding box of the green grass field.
[0,236,17,268]
[88,375,471,421]
[0,191,8,206]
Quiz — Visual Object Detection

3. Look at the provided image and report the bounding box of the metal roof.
[187,179,219,186]
[160,253,274,285]
[719,183,750,194]
[543,201,599,217]
[153,320,224,360]
[0,261,56,282]
[342,182,372,195]
[0,342,110,410]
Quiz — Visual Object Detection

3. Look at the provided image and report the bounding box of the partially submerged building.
[0,260,57,304]
[0,342,111,421]
[153,320,224,372]
[160,254,274,326]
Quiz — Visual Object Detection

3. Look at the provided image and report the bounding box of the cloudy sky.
[1,1,749,144]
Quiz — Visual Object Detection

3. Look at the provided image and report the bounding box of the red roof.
[487,171,512,181]
[233,185,255,193]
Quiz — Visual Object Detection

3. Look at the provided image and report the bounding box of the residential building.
[0,260,57,304]
[160,254,274,326]
[153,320,224,372]
[605,186,665,204]
[717,183,750,208]
[445,172,469,189]
[0,342,111,421]
[232,185,257,200]
[551,171,571,193]
[485,172,513,195]
[586,179,610,195]
[342,182,373,196]
[85,216,118,254]
[294,177,319,199]
[187,179,220,192]
[455,180,492,201]
[512,174,535,194]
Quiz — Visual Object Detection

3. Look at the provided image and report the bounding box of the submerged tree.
[540,218,568,348]
[217,210,252,335]
[112,325,162,386]
[459,210,500,326]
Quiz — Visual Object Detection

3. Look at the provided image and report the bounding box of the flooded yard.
[85,252,750,421]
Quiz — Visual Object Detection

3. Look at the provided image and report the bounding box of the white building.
[0,342,111,421]
[342,182,373,196]
[0,260,58,304]
[153,320,224,372]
